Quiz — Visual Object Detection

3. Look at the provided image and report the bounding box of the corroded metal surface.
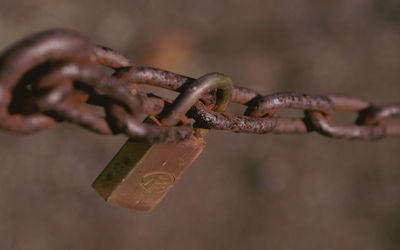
[93,73,233,211]
[0,29,399,142]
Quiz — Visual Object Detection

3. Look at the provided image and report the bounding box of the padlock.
[92,72,233,211]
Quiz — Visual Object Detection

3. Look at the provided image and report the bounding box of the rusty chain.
[0,29,399,143]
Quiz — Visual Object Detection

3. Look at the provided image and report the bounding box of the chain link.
[0,29,399,142]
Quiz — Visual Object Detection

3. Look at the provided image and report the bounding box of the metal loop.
[93,46,132,69]
[245,92,334,118]
[306,111,385,140]
[161,72,233,126]
[357,104,400,124]
[327,95,371,112]
[0,29,149,137]
[0,29,97,133]
[355,103,400,138]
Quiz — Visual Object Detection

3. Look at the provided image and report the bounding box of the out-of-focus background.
[1,0,400,249]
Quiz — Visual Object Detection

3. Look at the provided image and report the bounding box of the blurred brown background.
[1,0,400,249]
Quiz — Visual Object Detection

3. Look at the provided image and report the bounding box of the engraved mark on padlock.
[140,172,175,193]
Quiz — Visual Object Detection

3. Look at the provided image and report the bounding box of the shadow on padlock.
[92,72,233,211]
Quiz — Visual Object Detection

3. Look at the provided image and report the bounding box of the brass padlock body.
[92,117,206,211]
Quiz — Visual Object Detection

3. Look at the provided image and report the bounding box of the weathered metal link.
[114,66,192,90]
[161,72,233,126]
[306,111,385,140]
[371,104,400,136]
[0,29,94,133]
[356,103,400,137]
[327,95,371,112]
[93,46,133,68]
[245,93,334,118]
[0,29,198,142]
[357,103,400,123]
[303,95,385,140]
[190,103,278,133]
[0,28,399,142]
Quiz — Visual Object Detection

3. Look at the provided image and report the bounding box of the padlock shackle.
[160,72,233,126]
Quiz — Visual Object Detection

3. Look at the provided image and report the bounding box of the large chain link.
[0,29,399,142]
